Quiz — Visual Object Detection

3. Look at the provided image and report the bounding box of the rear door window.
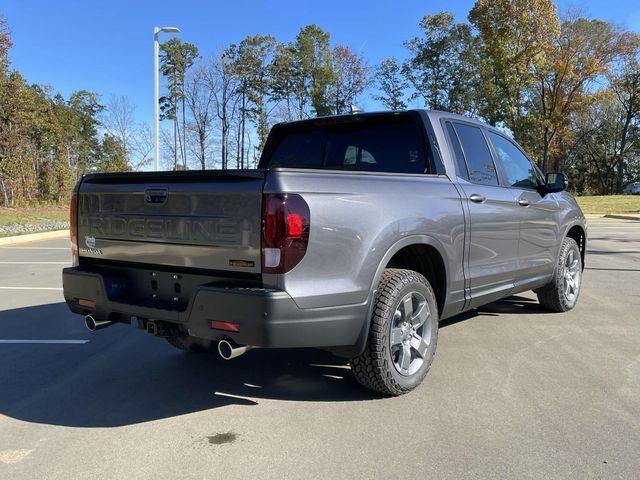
[452,123,499,186]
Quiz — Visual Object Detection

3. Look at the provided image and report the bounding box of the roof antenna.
[350,104,364,114]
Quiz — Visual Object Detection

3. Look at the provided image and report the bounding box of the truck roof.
[272,109,489,130]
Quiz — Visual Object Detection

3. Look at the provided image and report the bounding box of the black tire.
[351,268,439,396]
[535,237,582,312]
[166,333,216,353]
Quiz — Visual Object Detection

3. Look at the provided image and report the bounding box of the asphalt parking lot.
[0,218,639,479]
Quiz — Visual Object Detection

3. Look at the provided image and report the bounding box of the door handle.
[469,193,486,204]
[517,198,531,207]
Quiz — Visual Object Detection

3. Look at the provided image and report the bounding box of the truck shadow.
[0,302,378,428]
[0,295,543,428]
[440,294,549,328]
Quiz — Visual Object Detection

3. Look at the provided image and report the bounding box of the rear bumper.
[62,267,366,352]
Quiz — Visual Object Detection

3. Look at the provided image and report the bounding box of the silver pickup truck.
[62,110,586,395]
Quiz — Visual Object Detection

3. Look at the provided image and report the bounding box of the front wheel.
[535,237,582,312]
[351,268,439,396]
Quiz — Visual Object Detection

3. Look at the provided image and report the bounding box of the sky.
[3,0,640,127]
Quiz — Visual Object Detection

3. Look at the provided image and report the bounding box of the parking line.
[0,287,63,291]
[0,247,68,250]
[0,339,89,344]
[0,262,69,265]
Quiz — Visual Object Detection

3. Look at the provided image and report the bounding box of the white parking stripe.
[0,340,89,344]
[0,262,69,265]
[0,247,68,250]
[0,287,63,291]
[587,249,640,253]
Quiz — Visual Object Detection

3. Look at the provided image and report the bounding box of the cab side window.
[445,122,469,180]
[451,123,499,186]
[488,132,538,190]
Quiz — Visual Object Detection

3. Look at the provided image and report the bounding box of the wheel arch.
[354,235,449,356]
[565,223,587,269]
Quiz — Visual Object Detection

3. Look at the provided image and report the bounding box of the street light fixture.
[154,26,180,171]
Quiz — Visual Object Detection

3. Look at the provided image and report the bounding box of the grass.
[575,195,640,215]
[0,205,69,227]
[0,195,637,231]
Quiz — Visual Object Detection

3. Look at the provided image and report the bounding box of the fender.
[561,218,588,267]
[353,234,450,355]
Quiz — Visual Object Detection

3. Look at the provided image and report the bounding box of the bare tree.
[102,95,136,164]
[160,126,178,170]
[206,50,240,169]
[131,123,154,171]
[101,95,156,171]
[185,65,214,169]
[328,45,370,114]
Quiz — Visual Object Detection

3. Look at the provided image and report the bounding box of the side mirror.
[543,172,568,194]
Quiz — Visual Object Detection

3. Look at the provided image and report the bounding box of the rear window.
[261,116,431,174]
[267,130,325,169]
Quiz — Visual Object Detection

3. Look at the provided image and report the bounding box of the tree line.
[1,0,640,207]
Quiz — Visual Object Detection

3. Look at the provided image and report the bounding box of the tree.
[0,15,11,74]
[611,54,640,192]
[96,133,130,173]
[327,45,369,114]
[469,0,560,133]
[0,15,144,206]
[295,25,333,117]
[102,95,135,165]
[403,12,477,113]
[206,49,240,169]
[230,35,276,167]
[67,90,104,175]
[185,65,214,169]
[528,18,638,172]
[374,57,408,110]
[159,38,199,169]
[269,42,299,121]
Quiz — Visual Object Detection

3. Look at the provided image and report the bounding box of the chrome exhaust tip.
[218,339,253,360]
[84,315,113,332]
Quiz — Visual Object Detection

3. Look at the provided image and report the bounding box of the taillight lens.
[70,192,79,267]
[262,193,310,274]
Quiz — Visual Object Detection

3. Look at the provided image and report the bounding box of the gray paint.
[68,109,587,350]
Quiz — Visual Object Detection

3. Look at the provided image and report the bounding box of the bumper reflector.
[210,320,240,333]
[78,298,96,308]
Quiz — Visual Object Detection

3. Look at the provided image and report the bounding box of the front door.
[486,131,561,287]
[445,121,521,307]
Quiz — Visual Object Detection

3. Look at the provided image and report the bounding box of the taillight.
[70,192,79,267]
[262,193,310,274]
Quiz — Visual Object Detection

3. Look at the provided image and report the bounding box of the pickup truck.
[62,110,586,396]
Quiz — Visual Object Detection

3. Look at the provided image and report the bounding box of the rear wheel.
[166,332,216,353]
[535,237,582,312]
[351,268,439,396]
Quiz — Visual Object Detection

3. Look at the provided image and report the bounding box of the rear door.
[445,121,520,307]
[77,170,265,274]
[486,131,561,286]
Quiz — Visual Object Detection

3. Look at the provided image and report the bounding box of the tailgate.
[77,170,265,274]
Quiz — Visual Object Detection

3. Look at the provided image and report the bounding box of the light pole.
[154,26,180,171]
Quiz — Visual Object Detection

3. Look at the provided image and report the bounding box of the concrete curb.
[0,229,70,246]
[603,214,640,221]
